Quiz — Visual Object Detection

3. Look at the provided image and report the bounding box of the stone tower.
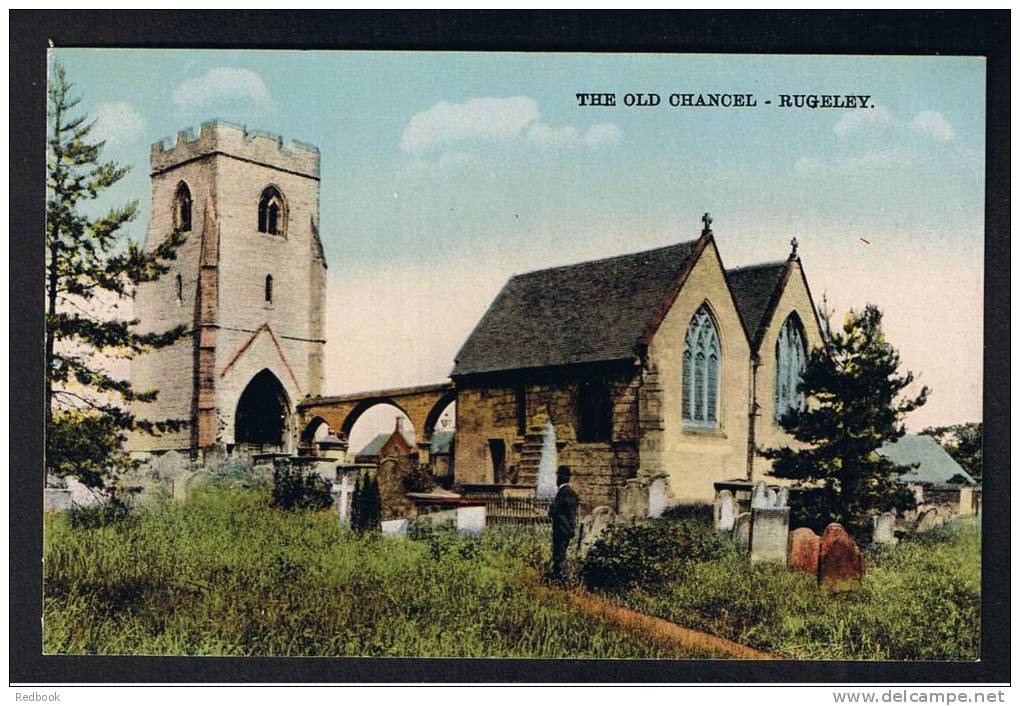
[130,122,327,456]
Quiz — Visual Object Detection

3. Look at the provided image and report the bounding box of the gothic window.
[774,313,807,420]
[576,378,612,442]
[264,274,273,304]
[174,182,192,232]
[682,304,721,428]
[258,186,286,235]
[175,273,183,304]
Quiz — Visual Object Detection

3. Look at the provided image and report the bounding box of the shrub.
[350,472,382,532]
[68,497,133,530]
[401,463,436,494]
[579,515,727,592]
[271,463,333,512]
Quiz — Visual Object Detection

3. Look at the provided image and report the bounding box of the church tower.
[130,122,327,456]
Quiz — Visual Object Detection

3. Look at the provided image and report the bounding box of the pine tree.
[46,63,187,490]
[349,474,363,530]
[762,304,928,533]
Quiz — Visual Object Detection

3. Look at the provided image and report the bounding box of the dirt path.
[563,589,776,660]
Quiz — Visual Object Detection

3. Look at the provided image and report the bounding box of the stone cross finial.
[790,236,799,257]
[701,212,713,234]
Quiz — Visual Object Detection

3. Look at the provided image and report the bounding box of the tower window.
[174,182,192,232]
[264,274,273,304]
[682,304,721,428]
[258,186,286,236]
[576,378,612,442]
[175,274,183,304]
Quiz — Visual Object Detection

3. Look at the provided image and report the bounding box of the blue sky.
[53,49,985,432]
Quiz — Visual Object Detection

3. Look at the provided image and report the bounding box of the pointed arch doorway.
[234,369,292,453]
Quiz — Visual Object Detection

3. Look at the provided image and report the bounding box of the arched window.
[576,378,612,442]
[775,313,807,420]
[174,182,192,232]
[175,273,183,304]
[257,186,286,235]
[264,274,273,304]
[682,304,721,427]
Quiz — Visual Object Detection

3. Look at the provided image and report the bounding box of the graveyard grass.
[44,486,717,658]
[601,513,981,661]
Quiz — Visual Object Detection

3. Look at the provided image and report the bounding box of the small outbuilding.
[877,434,979,515]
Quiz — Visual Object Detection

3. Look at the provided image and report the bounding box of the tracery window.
[774,313,807,420]
[258,186,286,235]
[174,182,192,232]
[682,304,721,428]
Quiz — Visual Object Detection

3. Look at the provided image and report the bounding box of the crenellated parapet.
[150,121,319,179]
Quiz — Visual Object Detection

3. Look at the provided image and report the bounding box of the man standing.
[547,465,579,583]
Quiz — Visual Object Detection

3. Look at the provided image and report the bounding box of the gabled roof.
[451,238,705,377]
[356,433,391,457]
[725,261,788,349]
[877,434,976,485]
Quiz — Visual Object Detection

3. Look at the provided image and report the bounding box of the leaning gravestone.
[818,523,866,589]
[750,481,771,510]
[577,506,616,556]
[750,507,790,563]
[914,508,940,534]
[617,478,649,521]
[787,527,821,574]
[714,490,736,531]
[872,511,898,544]
[732,512,752,550]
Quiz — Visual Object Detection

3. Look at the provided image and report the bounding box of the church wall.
[750,260,826,481]
[646,240,753,503]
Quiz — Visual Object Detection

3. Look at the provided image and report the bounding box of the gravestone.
[732,512,752,549]
[617,478,649,521]
[714,490,736,531]
[456,505,486,537]
[914,508,940,534]
[647,475,670,518]
[381,518,409,536]
[577,506,616,556]
[775,487,790,508]
[335,473,353,526]
[750,481,771,509]
[750,507,790,563]
[43,488,72,512]
[766,488,778,508]
[787,527,821,574]
[872,511,897,544]
[818,523,866,589]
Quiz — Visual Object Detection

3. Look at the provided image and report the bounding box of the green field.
[43,487,710,658]
[600,514,981,661]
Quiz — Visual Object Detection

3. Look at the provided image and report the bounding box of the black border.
[10,10,1010,684]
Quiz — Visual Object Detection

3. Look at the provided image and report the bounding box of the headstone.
[750,481,771,510]
[43,488,72,512]
[335,473,353,526]
[914,508,940,534]
[872,511,897,544]
[818,523,866,589]
[577,506,616,556]
[750,507,790,563]
[647,476,669,518]
[766,488,778,508]
[617,478,650,520]
[535,419,558,500]
[714,489,736,531]
[775,487,790,508]
[381,518,409,536]
[787,527,821,574]
[456,505,486,537]
[732,512,752,549]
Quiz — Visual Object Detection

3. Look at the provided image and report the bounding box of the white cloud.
[172,67,274,111]
[400,96,621,155]
[833,105,895,139]
[91,102,146,148]
[910,110,955,142]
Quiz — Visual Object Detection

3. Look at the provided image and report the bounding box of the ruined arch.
[340,398,414,442]
[300,416,330,446]
[234,368,291,451]
[422,390,458,440]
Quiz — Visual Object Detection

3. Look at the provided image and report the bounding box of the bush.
[68,497,133,530]
[271,463,333,512]
[580,515,727,592]
[350,472,382,532]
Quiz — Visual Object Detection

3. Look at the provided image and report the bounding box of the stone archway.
[234,369,291,452]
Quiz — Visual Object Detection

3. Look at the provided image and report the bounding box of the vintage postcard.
[34,39,993,674]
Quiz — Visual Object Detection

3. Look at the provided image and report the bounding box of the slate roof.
[877,434,976,485]
[725,261,788,347]
[451,239,703,377]
[430,430,455,455]
[356,433,391,457]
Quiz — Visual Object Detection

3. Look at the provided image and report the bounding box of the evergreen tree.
[349,474,363,530]
[762,304,928,532]
[46,63,187,490]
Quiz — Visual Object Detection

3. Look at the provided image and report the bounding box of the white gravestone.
[381,518,409,535]
[536,421,558,500]
[775,487,790,508]
[751,481,771,510]
[714,489,736,531]
[336,474,352,526]
[750,507,790,563]
[648,476,669,518]
[456,505,486,537]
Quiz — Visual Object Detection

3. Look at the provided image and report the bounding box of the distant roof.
[726,261,788,348]
[452,239,703,377]
[430,430,455,454]
[877,434,976,485]
[356,433,391,457]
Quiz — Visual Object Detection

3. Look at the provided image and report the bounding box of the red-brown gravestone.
[787,527,821,574]
[818,523,866,589]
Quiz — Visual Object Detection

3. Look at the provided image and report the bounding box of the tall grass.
[44,487,711,658]
[606,517,981,661]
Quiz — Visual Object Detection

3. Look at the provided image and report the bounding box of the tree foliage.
[350,472,382,532]
[46,63,187,490]
[763,305,928,532]
[921,422,983,483]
